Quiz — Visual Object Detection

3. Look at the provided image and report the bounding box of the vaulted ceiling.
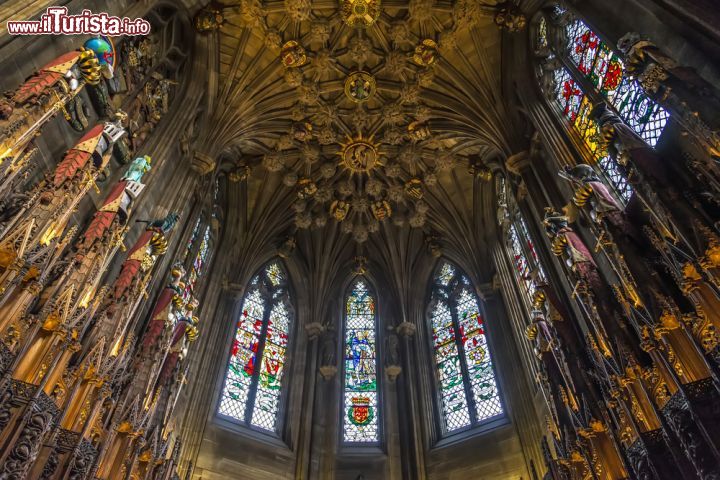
[195,0,525,277]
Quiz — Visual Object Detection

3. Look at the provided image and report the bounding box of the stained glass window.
[563,19,669,148]
[498,177,546,307]
[343,279,380,443]
[429,262,503,433]
[538,8,670,202]
[508,220,546,305]
[182,219,212,302]
[218,261,292,434]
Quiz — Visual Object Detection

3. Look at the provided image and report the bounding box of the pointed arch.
[342,277,380,444]
[217,259,293,434]
[427,260,503,434]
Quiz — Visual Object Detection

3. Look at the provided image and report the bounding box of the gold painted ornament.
[341,0,381,28]
[280,41,307,68]
[339,137,380,173]
[468,163,493,182]
[413,39,438,67]
[404,178,424,199]
[297,177,318,199]
[344,71,376,103]
[353,255,368,275]
[371,200,392,221]
[407,120,431,141]
[330,200,350,221]
[194,4,225,33]
[494,2,527,32]
[229,165,251,182]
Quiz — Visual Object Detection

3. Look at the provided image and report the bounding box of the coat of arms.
[348,395,374,426]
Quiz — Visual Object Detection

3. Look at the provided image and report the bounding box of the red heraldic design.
[52,124,105,187]
[113,229,154,301]
[158,319,192,385]
[143,286,177,350]
[12,51,83,104]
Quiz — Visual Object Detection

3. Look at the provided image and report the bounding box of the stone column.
[395,321,425,480]
[478,281,546,478]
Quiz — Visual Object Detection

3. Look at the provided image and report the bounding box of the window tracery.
[218,261,293,434]
[536,6,670,202]
[429,261,503,434]
[343,279,380,443]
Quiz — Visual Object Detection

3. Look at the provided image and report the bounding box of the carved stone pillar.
[395,319,424,480]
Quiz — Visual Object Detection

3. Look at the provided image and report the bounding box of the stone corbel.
[304,322,324,340]
[221,278,244,300]
[385,365,402,382]
[396,322,416,337]
[191,151,216,176]
[319,365,337,380]
[476,282,497,302]
[505,151,530,176]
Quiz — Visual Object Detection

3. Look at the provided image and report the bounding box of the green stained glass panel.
[343,279,379,443]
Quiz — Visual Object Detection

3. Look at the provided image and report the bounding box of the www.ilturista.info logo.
[7,7,151,36]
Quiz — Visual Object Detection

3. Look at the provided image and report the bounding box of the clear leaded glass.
[429,261,503,433]
[343,279,380,443]
[218,261,292,434]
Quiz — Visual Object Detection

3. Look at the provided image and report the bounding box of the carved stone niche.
[191,151,217,175]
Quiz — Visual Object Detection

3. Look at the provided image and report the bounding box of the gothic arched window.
[182,218,212,302]
[428,261,503,433]
[342,279,380,444]
[497,176,546,309]
[218,261,293,433]
[535,5,669,201]
[496,176,546,380]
